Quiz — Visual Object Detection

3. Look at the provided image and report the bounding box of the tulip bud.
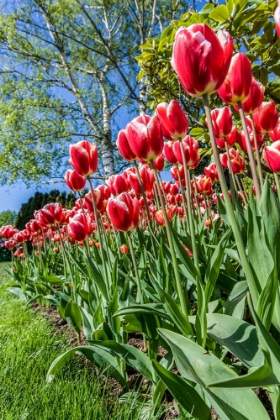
[217,53,252,105]
[173,136,200,169]
[252,102,279,134]
[164,141,178,165]
[120,244,129,254]
[171,24,233,97]
[106,193,140,231]
[220,148,246,174]
[153,154,165,172]
[65,169,86,192]
[125,115,163,162]
[209,107,232,138]
[204,163,219,183]
[107,174,128,196]
[68,212,93,242]
[156,100,188,140]
[195,175,213,196]
[117,130,136,162]
[234,77,265,115]
[269,118,280,142]
[263,140,280,174]
[69,140,98,177]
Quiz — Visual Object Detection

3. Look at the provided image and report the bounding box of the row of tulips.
[2,20,280,420]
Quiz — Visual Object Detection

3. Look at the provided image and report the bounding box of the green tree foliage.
[15,189,76,229]
[0,0,190,185]
[0,210,17,227]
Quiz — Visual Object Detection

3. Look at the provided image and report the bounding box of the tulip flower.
[217,53,252,105]
[208,107,232,138]
[107,174,128,196]
[65,169,86,192]
[14,230,30,243]
[35,203,64,227]
[171,24,233,97]
[117,130,136,162]
[128,165,154,195]
[153,154,165,172]
[269,118,280,142]
[263,140,280,174]
[252,102,278,134]
[25,220,41,234]
[125,115,163,162]
[68,212,93,242]
[234,77,265,116]
[69,140,98,177]
[173,136,200,169]
[220,148,246,174]
[164,141,178,165]
[275,0,280,37]
[0,225,19,239]
[171,165,186,187]
[169,184,179,195]
[195,175,213,196]
[204,163,219,183]
[237,119,264,153]
[120,244,128,254]
[106,193,140,231]
[5,240,16,250]
[156,100,188,140]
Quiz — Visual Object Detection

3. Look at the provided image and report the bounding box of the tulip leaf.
[206,313,263,368]
[224,281,247,319]
[64,299,82,335]
[209,5,229,22]
[158,328,269,420]
[152,360,211,420]
[87,256,109,301]
[46,346,128,388]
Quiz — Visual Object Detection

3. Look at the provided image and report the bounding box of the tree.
[0,0,190,185]
[0,210,17,227]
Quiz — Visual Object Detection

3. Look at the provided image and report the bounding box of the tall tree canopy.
[0,0,190,185]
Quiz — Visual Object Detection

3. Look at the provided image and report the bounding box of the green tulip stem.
[179,141,200,272]
[225,142,238,194]
[151,160,192,332]
[238,102,261,202]
[176,164,190,232]
[251,118,264,187]
[127,233,142,304]
[203,94,259,307]
[133,161,151,222]
[87,176,109,289]
[274,173,280,203]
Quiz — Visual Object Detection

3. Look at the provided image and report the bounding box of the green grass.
[0,262,146,420]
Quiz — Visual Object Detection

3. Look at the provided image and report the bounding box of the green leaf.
[224,281,247,319]
[209,5,229,22]
[65,299,82,335]
[152,360,211,420]
[87,256,109,301]
[158,328,269,420]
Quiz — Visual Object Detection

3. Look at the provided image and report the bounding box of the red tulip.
[220,148,246,174]
[156,100,188,140]
[269,118,280,142]
[237,118,264,152]
[14,230,30,243]
[173,136,200,169]
[195,175,213,196]
[68,212,93,242]
[125,115,163,162]
[171,24,233,97]
[117,130,136,162]
[252,102,278,134]
[234,77,265,115]
[155,208,173,227]
[153,154,165,172]
[164,141,178,165]
[209,107,232,138]
[5,240,16,250]
[216,125,240,149]
[120,244,128,254]
[204,163,219,183]
[107,174,128,196]
[275,1,280,37]
[25,220,41,233]
[128,165,154,194]
[35,203,64,227]
[263,140,280,174]
[170,184,179,195]
[171,165,186,187]
[65,169,86,192]
[69,140,98,177]
[0,225,18,239]
[106,193,140,231]
[217,53,252,105]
